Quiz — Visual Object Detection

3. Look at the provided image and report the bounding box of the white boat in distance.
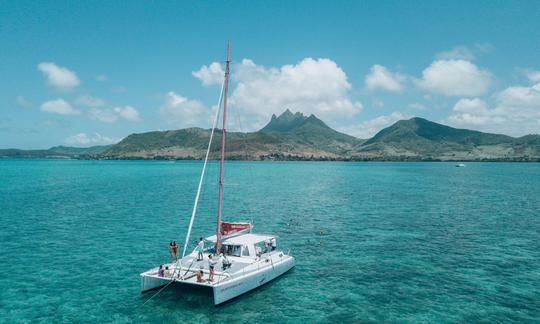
[140,41,295,305]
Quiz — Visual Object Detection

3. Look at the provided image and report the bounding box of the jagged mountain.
[100,110,363,160]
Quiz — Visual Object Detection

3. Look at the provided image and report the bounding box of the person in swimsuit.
[172,241,179,261]
[208,254,217,281]
[169,242,175,261]
[158,265,165,277]
[196,266,204,283]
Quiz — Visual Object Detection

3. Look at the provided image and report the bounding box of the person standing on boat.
[196,237,204,261]
[169,242,175,262]
[208,254,217,281]
[172,241,179,261]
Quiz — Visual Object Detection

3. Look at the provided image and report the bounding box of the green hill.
[3,112,539,161]
[354,117,540,161]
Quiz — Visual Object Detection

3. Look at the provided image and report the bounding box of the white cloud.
[525,70,540,83]
[40,99,81,115]
[96,74,108,81]
[364,64,405,92]
[227,58,362,127]
[417,60,492,97]
[446,83,540,135]
[446,98,496,126]
[64,133,120,146]
[37,62,80,90]
[76,95,105,107]
[338,112,407,139]
[436,44,493,61]
[192,62,224,86]
[113,105,141,122]
[436,46,475,61]
[160,91,210,126]
[88,105,142,123]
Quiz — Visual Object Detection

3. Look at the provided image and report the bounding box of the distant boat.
[140,41,295,305]
[455,163,466,167]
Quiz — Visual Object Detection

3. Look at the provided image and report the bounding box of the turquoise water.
[0,160,539,323]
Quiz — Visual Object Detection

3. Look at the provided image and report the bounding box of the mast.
[216,40,230,253]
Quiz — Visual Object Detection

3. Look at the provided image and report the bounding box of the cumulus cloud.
[525,70,540,83]
[446,83,540,135]
[64,133,120,146]
[364,65,405,92]
[40,99,81,115]
[88,105,142,123]
[113,106,141,122]
[160,91,210,126]
[192,62,224,86]
[228,58,362,126]
[417,60,492,97]
[338,112,407,139]
[76,95,105,107]
[37,62,80,90]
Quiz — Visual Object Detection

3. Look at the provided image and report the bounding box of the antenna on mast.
[216,40,230,253]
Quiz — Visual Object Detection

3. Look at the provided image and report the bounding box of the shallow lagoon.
[0,160,539,322]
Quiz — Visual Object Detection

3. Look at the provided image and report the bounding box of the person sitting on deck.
[196,267,204,283]
[208,254,217,281]
[158,265,165,277]
[196,238,204,261]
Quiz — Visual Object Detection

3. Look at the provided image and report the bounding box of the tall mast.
[216,40,230,253]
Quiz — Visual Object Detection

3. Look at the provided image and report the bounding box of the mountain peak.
[261,110,306,132]
[260,109,334,133]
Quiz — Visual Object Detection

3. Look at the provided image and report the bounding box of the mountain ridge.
[2,111,539,161]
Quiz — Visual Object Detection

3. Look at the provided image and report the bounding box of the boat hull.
[140,269,169,293]
[212,255,295,305]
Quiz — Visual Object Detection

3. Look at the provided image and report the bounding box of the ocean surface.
[0,160,539,323]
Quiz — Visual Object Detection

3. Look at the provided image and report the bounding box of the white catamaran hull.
[213,255,295,305]
[141,254,295,305]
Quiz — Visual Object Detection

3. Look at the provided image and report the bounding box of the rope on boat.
[180,76,225,260]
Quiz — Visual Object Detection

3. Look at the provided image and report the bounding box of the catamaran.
[140,41,295,305]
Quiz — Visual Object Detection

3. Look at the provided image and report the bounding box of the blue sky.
[1,1,540,148]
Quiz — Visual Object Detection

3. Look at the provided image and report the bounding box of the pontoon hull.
[213,255,294,305]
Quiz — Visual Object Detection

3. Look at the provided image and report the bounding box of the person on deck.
[208,254,217,281]
[169,242,175,261]
[196,237,204,261]
[271,238,277,251]
[222,254,231,270]
[196,267,204,283]
[158,265,165,277]
[172,241,179,261]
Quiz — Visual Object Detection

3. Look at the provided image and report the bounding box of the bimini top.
[206,233,275,245]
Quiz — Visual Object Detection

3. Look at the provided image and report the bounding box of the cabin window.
[222,244,242,257]
[242,245,250,256]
